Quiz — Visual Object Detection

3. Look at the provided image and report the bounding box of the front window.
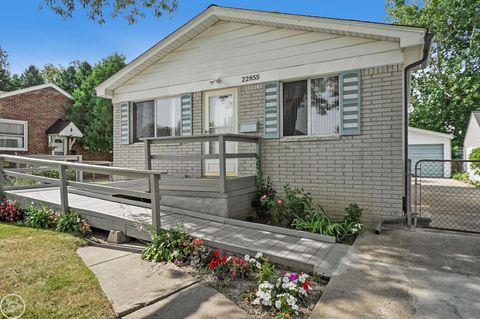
[132,97,181,142]
[282,75,340,136]
[0,119,27,151]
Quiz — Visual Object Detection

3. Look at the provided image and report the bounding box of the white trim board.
[0,83,73,100]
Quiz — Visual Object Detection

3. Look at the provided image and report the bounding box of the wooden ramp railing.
[0,154,163,234]
[144,133,261,193]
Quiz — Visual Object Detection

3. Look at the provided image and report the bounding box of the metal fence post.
[406,159,412,229]
[218,135,227,193]
[58,164,69,213]
[0,158,4,200]
[149,173,161,234]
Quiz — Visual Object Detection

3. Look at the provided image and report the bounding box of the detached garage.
[408,127,453,177]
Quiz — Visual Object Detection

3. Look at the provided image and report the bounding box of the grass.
[0,223,114,319]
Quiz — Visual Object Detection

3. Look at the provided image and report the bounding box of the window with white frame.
[132,97,182,143]
[0,119,28,151]
[283,75,340,136]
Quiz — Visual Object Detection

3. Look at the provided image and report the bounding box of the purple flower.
[288,273,298,282]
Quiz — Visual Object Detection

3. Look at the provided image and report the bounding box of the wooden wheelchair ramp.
[6,187,349,277]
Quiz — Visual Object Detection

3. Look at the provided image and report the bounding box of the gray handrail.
[144,133,262,193]
[0,154,162,234]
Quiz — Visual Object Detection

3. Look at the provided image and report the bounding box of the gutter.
[376,32,433,234]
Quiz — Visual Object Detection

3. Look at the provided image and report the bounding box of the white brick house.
[96,6,431,223]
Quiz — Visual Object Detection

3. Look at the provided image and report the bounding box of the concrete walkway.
[310,228,480,319]
[77,246,250,318]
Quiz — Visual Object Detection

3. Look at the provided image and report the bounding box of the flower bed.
[0,199,91,235]
[142,228,327,318]
[251,162,363,244]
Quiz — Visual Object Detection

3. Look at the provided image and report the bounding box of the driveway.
[412,177,480,232]
[311,228,480,319]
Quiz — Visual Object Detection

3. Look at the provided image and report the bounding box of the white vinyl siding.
[0,119,28,151]
[113,21,403,103]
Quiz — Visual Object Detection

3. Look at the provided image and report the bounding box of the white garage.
[408,127,453,177]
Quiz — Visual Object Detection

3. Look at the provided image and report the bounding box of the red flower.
[214,251,220,258]
[303,281,310,291]
[260,194,267,200]
[277,199,284,205]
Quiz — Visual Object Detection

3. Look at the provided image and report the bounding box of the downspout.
[376,33,433,234]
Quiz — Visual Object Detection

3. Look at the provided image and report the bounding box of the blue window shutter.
[181,93,193,136]
[340,70,361,135]
[120,102,130,144]
[263,82,280,139]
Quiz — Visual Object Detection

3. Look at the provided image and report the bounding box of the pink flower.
[277,199,284,205]
[260,194,267,200]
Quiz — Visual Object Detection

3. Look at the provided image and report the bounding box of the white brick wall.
[113,64,404,222]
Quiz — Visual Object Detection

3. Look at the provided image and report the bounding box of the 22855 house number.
[241,74,260,82]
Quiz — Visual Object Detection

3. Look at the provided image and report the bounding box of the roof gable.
[96,5,428,98]
[0,83,72,100]
[46,119,83,137]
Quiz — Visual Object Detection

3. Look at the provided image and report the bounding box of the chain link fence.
[413,159,480,233]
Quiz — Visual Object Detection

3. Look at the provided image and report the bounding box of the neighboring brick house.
[96,6,431,223]
[0,83,112,161]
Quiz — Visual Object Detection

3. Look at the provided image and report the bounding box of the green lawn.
[0,223,114,319]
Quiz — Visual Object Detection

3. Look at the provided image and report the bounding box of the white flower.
[227,256,232,261]
[275,299,282,310]
[244,254,250,261]
[252,298,260,305]
[255,252,263,259]
[288,281,296,290]
[292,304,299,311]
[283,276,289,283]
[256,262,261,269]
[299,287,307,296]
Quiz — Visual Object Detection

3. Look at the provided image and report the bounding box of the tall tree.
[0,47,12,91]
[42,0,178,24]
[68,53,126,152]
[18,65,45,88]
[42,61,92,94]
[387,0,480,151]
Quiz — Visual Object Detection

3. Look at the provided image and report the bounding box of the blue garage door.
[409,144,444,177]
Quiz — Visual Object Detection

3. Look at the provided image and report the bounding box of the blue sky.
[1,0,389,74]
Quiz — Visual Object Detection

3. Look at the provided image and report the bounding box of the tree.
[387,0,480,150]
[42,61,92,94]
[42,0,178,24]
[18,65,45,88]
[68,53,126,152]
[0,47,12,91]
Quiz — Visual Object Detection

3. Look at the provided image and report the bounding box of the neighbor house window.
[132,97,181,142]
[283,75,340,136]
[0,119,28,151]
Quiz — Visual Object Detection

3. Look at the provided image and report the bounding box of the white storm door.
[203,89,238,176]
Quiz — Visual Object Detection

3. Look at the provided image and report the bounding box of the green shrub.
[56,211,83,233]
[469,147,480,171]
[452,172,469,182]
[25,205,54,229]
[30,169,77,181]
[344,203,363,224]
[142,228,193,263]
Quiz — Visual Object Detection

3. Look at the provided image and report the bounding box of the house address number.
[241,74,260,82]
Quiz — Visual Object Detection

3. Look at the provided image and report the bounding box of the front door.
[203,88,238,176]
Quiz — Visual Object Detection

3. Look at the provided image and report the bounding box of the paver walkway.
[78,246,250,318]
[8,187,350,276]
[310,228,480,319]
